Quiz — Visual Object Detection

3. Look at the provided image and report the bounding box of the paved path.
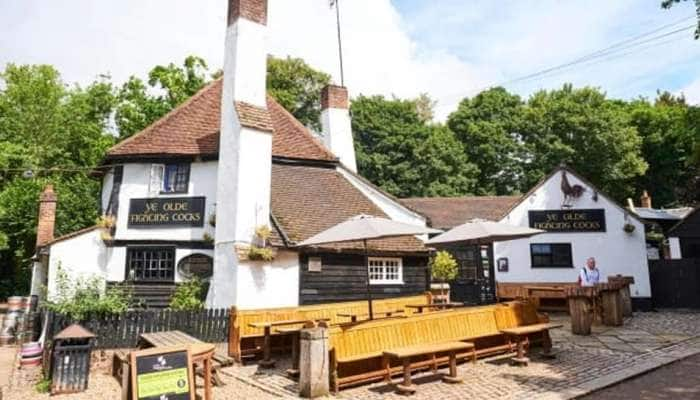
[580,353,700,400]
[0,346,17,398]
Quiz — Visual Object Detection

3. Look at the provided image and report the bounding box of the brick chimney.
[211,0,273,308]
[640,190,652,208]
[320,84,357,172]
[36,185,57,248]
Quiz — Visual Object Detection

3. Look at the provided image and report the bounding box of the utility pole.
[330,0,345,86]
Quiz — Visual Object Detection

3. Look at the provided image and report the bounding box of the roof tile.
[401,196,522,229]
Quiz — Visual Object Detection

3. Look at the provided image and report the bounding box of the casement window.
[530,243,573,268]
[149,163,190,195]
[368,257,403,284]
[127,247,175,281]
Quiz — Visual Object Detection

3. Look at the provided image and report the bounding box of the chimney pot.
[228,0,268,26]
[640,190,652,209]
[36,185,57,248]
[321,85,349,110]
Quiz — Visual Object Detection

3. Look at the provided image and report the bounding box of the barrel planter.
[598,283,624,326]
[565,287,596,335]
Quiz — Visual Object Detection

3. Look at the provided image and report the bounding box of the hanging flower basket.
[623,223,636,233]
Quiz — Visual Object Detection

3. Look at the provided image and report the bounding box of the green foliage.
[169,278,205,311]
[247,245,275,261]
[34,376,51,394]
[267,56,331,130]
[115,56,210,139]
[44,266,131,319]
[431,251,458,282]
[352,95,478,197]
[448,87,526,195]
[0,64,114,297]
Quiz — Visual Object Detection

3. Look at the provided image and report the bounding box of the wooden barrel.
[599,283,623,326]
[608,276,633,317]
[0,333,14,346]
[565,287,595,335]
[7,296,23,311]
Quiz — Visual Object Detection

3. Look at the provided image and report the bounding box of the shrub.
[430,251,458,300]
[44,265,131,320]
[169,278,205,311]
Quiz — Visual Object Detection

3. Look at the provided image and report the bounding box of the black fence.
[649,258,700,309]
[45,308,230,349]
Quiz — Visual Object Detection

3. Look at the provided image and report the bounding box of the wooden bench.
[383,341,475,394]
[328,300,549,391]
[500,322,563,366]
[228,293,432,362]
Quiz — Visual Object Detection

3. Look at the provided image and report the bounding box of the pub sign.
[128,197,205,228]
[528,209,606,232]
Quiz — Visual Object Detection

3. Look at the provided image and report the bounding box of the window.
[530,243,573,268]
[368,257,403,284]
[127,247,175,281]
[156,163,190,194]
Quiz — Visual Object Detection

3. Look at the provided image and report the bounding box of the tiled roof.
[106,78,336,162]
[235,101,273,132]
[271,163,427,253]
[401,196,522,229]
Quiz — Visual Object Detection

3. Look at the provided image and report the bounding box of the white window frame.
[367,257,403,285]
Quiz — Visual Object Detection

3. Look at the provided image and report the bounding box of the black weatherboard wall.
[671,209,700,258]
[298,253,429,305]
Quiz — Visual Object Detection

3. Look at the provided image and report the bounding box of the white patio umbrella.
[426,219,544,246]
[297,215,441,319]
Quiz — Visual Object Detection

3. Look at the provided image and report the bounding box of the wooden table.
[405,302,464,314]
[248,319,316,368]
[139,330,218,400]
[337,309,404,323]
[500,323,563,366]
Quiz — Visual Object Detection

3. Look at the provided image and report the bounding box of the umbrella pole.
[364,239,374,320]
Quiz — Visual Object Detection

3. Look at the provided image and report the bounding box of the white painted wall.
[669,237,682,259]
[234,250,300,309]
[107,161,217,242]
[495,171,652,298]
[321,108,357,172]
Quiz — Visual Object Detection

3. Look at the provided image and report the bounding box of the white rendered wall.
[46,229,108,299]
[234,250,300,309]
[494,172,652,298]
[669,237,682,259]
[109,161,217,242]
[321,108,357,172]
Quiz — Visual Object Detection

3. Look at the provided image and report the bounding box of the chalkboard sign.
[128,197,205,228]
[529,209,606,232]
[130,346,194,400]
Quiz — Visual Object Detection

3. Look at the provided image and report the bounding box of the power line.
[478,16,697,92]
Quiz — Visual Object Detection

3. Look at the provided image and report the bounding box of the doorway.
[443,244,496,305]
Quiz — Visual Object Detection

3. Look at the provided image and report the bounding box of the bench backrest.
[328,303,519,361]
[233,293,432,337]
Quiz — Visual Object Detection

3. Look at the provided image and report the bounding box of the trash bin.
[565,287,596,335]
[50,324,96,395]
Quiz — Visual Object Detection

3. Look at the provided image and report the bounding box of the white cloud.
[680,78,700,105]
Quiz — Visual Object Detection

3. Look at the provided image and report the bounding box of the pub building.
[403,166,653,310]
[29,0,431,309]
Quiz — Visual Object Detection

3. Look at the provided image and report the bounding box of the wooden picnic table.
[337,309,404,323]
[139,330,219,400]
[405,302,464,314]
[248,319,317,368]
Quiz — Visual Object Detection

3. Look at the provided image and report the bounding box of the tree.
[448,87,526,195]
[519,85,648,201]
[0,64,116,297]
[628,92,696,206]
[351,95,478,198]
[661,0,700,39]
[115,56,210,139]
[413,93,437,123]
[267,56,331,130]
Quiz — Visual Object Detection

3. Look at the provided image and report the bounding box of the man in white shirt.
[578,257,600,287]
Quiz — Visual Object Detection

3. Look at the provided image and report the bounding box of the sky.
[1,0,699,120]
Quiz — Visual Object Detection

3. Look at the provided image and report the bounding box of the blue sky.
[1,0,699,120]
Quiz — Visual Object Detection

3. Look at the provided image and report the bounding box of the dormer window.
[149,163,190,195]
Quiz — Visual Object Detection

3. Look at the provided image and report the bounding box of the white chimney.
[210,0,272,308]
[321,85,357,172]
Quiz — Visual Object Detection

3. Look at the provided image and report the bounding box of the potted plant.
[623,223,636,233]
[430,251,458,304]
